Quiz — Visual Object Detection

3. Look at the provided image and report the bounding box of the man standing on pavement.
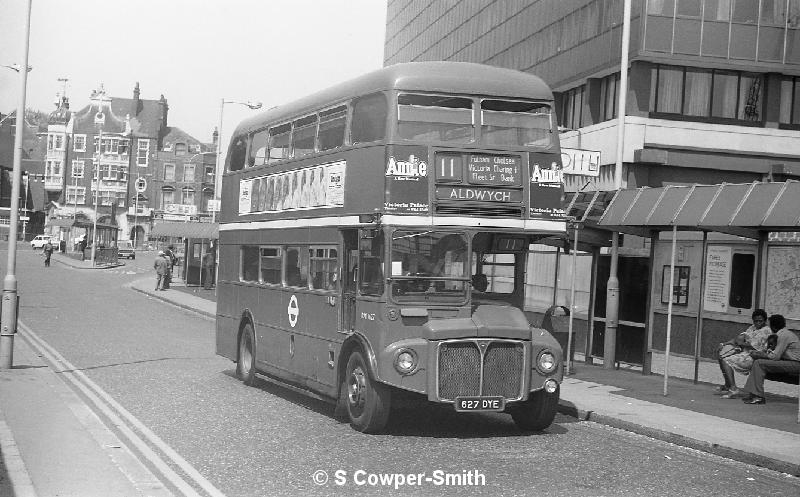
[741,314,800,405]
[43,240,54,267]
[202,249,215,290]
[154,251,169,291]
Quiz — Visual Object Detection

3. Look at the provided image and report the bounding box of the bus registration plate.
[454,396,505,412]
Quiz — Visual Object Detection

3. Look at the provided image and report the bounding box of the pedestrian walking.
[79,236,87,261]
[42,240,54,267]
[154,251,169,291]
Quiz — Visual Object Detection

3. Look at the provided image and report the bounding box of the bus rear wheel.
[344,350,391,433]
[236,323,257,386]
[510,386,559,432]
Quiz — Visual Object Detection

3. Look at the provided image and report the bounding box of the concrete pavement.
[1,254,798,496]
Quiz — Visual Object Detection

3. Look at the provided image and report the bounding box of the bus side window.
[292,114,318,157]
[227,135,248,172]
[359,230,384,295]
[268,123,291,164]
[248,129,269,167]
[310,246,338,290]
[318,105,347,151]
[285,246,309,288]
[351,93,387,144]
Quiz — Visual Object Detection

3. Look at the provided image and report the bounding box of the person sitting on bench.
[740,314,800,405]
[714,309,771,398]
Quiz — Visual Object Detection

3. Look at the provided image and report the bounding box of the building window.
[66,186,86,205]
[73,135,86,152]
[183,164,195,182]
[164,163,175,181]
[72,160,84,178]
[161,188,174,206]
[47,133,65,151]
[559,85,585,130]
[137,139,149,166]
[599,73,619,122]
[181,187,195,205]
[779,76,800,126]
[45,160,62,177]
[175,142,187,156]
[650,64,763,123]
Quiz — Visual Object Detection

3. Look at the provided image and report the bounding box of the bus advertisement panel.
[216,62,565,434]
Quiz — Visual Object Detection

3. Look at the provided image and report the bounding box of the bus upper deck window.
[318,105,347,151]
[480,100,553,148]
[351,93,387,144]
[247,129,269,167]
[397,93,473,144]
[227,135,248,172]
[292,114,318,158]
[268,123,291,164]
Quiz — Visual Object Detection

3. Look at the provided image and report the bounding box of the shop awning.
[598,181,800,239]
[45,218,119,230]
[150,221,218,239]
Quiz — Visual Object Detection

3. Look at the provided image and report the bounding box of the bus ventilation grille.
[435,204,524,218]
[437,340,524,401]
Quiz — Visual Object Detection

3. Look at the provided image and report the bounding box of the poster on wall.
[766,246,800,321]
[703,246,731,313]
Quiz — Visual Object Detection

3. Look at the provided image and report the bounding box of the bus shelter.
[149,221,218,287]
[45,218,119,260]
[597,181,800,418]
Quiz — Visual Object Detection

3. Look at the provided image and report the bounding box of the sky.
[0,0,387,149]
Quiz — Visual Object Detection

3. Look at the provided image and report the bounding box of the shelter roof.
[598,181,800,239]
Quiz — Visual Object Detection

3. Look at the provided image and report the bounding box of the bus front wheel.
[344,350,391,433]
[510,386,559,432]
[236,323,257,386]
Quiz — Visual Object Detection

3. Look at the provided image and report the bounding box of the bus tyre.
[344,350,391,433]
[236,323,257,386]
[510,386,559,432]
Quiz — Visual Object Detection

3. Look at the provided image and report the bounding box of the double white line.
[18,322,227,497]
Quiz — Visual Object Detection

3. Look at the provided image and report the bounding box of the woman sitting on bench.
[715,309,771,399]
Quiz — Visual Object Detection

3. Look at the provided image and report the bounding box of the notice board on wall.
[703,246,731,313]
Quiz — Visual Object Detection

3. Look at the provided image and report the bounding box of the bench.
[765,372,799,385]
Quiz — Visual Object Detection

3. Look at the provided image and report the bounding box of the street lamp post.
[90,127,102,265]
[213,99,262,223]
[1,0,32,369]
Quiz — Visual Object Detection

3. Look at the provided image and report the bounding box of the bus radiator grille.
[437,340,524,401]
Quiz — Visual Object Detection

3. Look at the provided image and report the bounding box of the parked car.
[117,240,135,259]
[30,235,54,249]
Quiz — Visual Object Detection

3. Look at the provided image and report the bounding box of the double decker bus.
[216,61,566,433]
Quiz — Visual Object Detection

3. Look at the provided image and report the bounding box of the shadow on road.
[222,368,573,438]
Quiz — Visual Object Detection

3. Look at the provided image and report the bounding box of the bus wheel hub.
[348,368,367,408]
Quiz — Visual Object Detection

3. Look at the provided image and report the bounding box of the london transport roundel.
[287,295,299,328]
[135,178,147,193]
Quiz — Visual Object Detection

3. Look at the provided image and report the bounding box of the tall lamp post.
[90,127,103,265]
[604,0,631,369]
[1,0,32,369]
[213,99,262,223]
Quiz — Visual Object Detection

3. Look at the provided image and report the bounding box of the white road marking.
[18,323,227,497]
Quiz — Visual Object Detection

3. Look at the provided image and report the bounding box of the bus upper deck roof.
[233,61,553,135]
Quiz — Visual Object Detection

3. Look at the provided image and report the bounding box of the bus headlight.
[537,351,557,374]
[394,349,418,375]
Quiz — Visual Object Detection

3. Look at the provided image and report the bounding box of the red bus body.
[216,62,566,432]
